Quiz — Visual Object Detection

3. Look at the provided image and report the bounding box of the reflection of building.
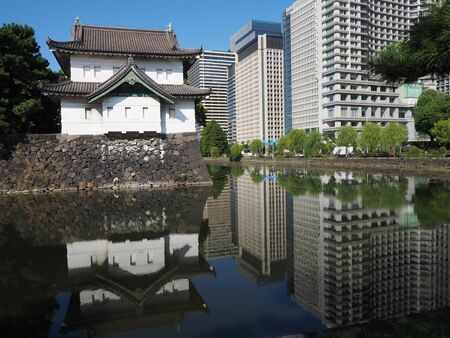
[62,232,213,336]
[202,185,239,259]
[290,175,450,328]
[236,168,287,283]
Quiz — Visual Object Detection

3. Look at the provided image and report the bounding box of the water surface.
[0,164,449,338]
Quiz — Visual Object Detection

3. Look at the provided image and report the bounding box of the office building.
[231,20,285,143]
[227,64,237,143]
[283,0,437,140]
[188,50,236,133]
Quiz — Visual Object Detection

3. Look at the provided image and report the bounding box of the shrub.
[249,139,263,156]
[230,144,244,161]
[210,146,220,158]
[438,146,447,157]
[200,121,227,156]
[407,146,423,156]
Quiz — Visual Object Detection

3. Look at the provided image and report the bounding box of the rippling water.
[0,164,449,338]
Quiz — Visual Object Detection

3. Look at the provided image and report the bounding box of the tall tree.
[305,131,322,156]
[249,139,263,155]
[368,0,450,82]
[380,123,408,154]
[414,89,450,139]
[336,125,357,156]
[287,129,308,155]
[0,23,58,136]
[358,123,382,155]
[195,101,208,127]
[200,120,227,156]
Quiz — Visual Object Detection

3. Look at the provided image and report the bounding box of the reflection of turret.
[61,232,214,337]
[236,168,287,283]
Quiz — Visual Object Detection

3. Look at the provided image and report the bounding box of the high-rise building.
[227,64,237,143]
[188,50,236,133]
[231,20,285,143]
[283,0,436,140]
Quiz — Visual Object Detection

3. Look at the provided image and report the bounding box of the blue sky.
[0,0,293,70]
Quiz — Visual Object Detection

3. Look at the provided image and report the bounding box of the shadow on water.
[0,165,449,338]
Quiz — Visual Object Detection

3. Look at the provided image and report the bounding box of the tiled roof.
[162,84,211,98]
[47,23,202,58]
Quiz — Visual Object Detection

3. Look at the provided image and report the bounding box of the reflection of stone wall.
[0,133,210,192]
[0,187,210,246]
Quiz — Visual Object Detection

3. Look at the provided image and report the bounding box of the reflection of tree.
[360,177,407,209]
[207,165,230,199]
[336,181,359,204]
[0,224,58,338]
[278,172,323,196]
[414,180,450,228]
[250,170,264,184]
[230,165,245,178]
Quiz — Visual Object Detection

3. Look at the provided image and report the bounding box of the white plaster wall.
[80,289,121,305]
[66,240,109,270]
[108,238,166,275]
[61,97,196,135]
[70,55,184,85]
[161,99,196,134]
[169,234,199,258]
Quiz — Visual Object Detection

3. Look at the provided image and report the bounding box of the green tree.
[414,89,450,139]
[210,146,220,157]
[431,118,450,146]
[195,102,208,127]
[414,181,450,228]
[287,129,308,155]
[207,165,230,199]
[276,135,290,155]
[368,0,450,82]
[380,123,408,154]
[249,139,263,156]
[250,170,264,184]
[229,144,243,161]
[336,126,358,154]
[305,131,322,156]
[230,165,245,177]
[358,123,382,155]
[0,23,59,137]
[200,120,227,156]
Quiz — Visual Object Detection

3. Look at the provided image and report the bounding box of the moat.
[0,164,449,338]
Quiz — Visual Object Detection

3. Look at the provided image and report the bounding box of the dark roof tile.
[47,24,202,58]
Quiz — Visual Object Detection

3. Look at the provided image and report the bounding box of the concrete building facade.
[283,0,438,140]
[188,50,236,134]
[232,20,285,144]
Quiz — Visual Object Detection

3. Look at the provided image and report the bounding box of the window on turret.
[83,66,91,77]
[142,107,149,119]
[106,107,113,119]
[85,108,92,120]
[94,66,101,78]
[168,107,176,119]
[125,107,131,119]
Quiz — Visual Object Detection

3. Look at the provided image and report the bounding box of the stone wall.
[0,133,211,193]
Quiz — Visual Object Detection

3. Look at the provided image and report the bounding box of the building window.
[90,256,98,267]
[130,254,136,266]
[94,66,101,78]
[106,107,113,119]
[83,66,91,77]
[147,252,153,264]
[166,69,172,80]
[351,108,358,117]
[168,107,176,119]
[142,107,149,119]
[157,69,163,80]
[341,108,348,117]
[113,67,120,74]
[85,108,92,120]
[125,107,131,119]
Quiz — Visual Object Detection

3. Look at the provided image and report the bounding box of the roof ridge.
[80,23,174,35]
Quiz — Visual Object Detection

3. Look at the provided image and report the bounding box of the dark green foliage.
[200,121,227,156]
[414,89,450,139]
[287,129,308,154]
[0,23,59,137]
[359,177,408,209]
[210,146,220,157]
[195,101,208,127]
[414,180,450,228]
[336,126,357,148]
[278,171,323,196]
[369,0,450,82]
[207,165,230,199]
[229,144,244,161]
